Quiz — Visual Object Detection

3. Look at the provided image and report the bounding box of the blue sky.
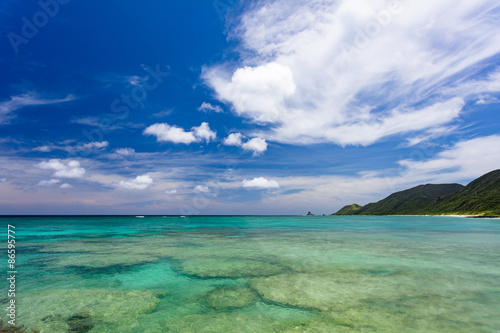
[1,0,500,215]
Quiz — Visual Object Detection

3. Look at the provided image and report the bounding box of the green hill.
[333,169,500,216]
[334,204,363,215]
[356,184,463,215]
[425,169,500,216]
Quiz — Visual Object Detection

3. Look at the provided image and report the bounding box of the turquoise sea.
[2,215,500,332]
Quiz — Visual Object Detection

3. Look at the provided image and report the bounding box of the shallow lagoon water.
[2,215,500,332]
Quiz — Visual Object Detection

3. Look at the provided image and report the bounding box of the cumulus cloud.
[206,62,295,122]
[222,134,268,155]
[165,189,177,195]
[116,175,154,190]
[242,177,280,189]
[223,133,244,146]
[198,102,224,113]
[144,123,197,144]
[144,122,216,144]
[241,137,268,155]
[0,92,75,124]
[193,122,217,143]
[38,159,86,178]
[38,179,60,187]
[60,183,73,189]
[204,0,500,145]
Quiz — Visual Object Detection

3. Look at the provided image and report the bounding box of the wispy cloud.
[114,148,136,156]
[0,92,75,124]
[404,125,460,147]
[1,133,498,214]
[193,185,210,193]
[71,116,143,131]
[33,141,109,153]
[398,134,500,181]
[152,109,174,118]
[204,0,500,145]
[38,179,60,187]
[198,102,224,113]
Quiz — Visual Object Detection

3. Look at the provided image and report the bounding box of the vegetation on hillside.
[333,169,500,216]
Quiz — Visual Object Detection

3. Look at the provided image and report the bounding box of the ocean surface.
[2,215,500,332]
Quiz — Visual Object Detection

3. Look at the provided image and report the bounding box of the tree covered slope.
[333,169,500,216]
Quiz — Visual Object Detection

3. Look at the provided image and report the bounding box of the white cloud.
[33,146,52,152]
[476,96,499,105]
[193,122,217,143]
[241,137,268,155]
[144,123,198,144]
[71,116,126,130]
[38,159,86,178]
[206,62,296,123]
[117,174,154,190]
[223,133,244,146]
[144,122,216,144]
[242,177,280,189]
[405,125,459,147]
[115,148,136,156]
[33,141,109,153]
[223,134,268,155]
[165,189,177,195]
[0,178,6,182]
[60,183,73,189]
[127,75,143,86]
[38,179,60,187]
[0,92,75,124]
[198,102,224,113]
[81,141,109,150]
[303,98,464,147]
[398,135,500,181]
[443,71,500,98]
[194,185,210,193]
[231,134,500,212]
[205,0,500,145]
[153,109,174,118]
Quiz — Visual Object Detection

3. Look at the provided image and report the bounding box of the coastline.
[330,214,500,218]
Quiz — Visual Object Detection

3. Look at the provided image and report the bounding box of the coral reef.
[180,258,285,278]
[17,288,163,333]
[203,287,257,309]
